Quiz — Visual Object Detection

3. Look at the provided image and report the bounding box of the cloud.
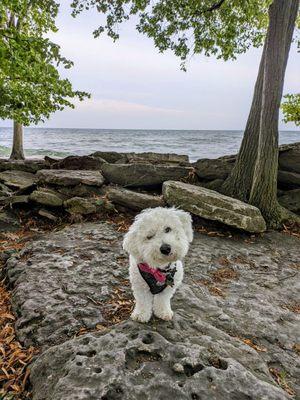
[77,98,184,116]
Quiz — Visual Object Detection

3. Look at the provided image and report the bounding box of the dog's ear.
[175,209,193,243]
[123,228,138,256]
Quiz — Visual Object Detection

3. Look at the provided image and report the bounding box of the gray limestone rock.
[163,180,266,232]
[29,188,65,207]
[0,170,37,190]
[37,169,105,187]
[107,187,165,210]
[5,223,300,399]
[101,163,193,187]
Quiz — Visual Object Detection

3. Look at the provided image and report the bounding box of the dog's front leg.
[153,287,174,321]
[131,289,153,323]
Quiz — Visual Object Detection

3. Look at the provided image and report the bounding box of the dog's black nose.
[160,243,171,255]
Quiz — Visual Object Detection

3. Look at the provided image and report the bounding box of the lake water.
[0,127,299,161]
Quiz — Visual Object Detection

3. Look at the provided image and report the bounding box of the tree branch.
[205,0,226,13]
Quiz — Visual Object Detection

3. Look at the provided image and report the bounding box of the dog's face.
[123,207,193,268]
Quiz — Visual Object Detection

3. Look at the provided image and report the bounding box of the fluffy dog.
[123,207,193,323]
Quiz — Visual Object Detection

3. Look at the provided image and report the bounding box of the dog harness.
[138,262,177,295]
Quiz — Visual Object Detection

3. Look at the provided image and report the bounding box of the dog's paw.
[154,308,174,321]
[131,310,151,323]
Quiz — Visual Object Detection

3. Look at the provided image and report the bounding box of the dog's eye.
[165,227,171,233]
[146,234,155,240]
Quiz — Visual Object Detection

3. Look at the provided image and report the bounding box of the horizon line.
[0,126,299,132]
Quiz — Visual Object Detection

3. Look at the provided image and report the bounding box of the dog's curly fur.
[123,207,193,323]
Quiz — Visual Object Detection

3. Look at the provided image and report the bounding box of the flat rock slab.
[5,223,300,399]
[163,181,266,233]
[107,187,165,210]
[0,158,46,173]
[101,163,193,187]
[0,170,37,190]
[6,223,126,349]
[37,169,105,187]
[91,151,189,165]
[49,156,106,170]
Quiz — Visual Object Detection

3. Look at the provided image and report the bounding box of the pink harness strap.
[138,263,166,283]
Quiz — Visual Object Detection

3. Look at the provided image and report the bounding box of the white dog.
[123,207,193,323]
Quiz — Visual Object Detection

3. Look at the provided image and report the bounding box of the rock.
[0,195,29,206]
[126,152,189,165]
[50,155,107,170]
[101,163,193,187]
[279,144,300,174]
[194,156,235,180]
[64,197,99,214]
[0,210,21,232]
[278,170,300,189]
[38,209,58,222]
[37,169,105,187]
[6,223,124,348]
[198,179,224,191]
[107,187,165,210]
[163,181,266,232]
[0,170,37,190]
[0,158,46,173]
[56,184,105,199]
[30,188,64,207]
[5,223,300,398]
[91,151,126,164]
[278,189,300,214]
[0,182,12,197]
[91,151,189,165]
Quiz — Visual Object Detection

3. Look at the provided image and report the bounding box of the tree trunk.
[221,45,266,201]
[9,121,25,160]
[249,0,299,227]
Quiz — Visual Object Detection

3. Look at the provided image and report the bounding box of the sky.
[1,3,300,130]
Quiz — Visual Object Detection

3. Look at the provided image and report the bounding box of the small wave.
[0,145,70,159]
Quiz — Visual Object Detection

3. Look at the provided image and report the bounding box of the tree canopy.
[282,93,300,126]
[0,0,89,126]
[71,0,272,68]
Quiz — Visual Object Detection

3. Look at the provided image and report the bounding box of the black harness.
[138,263,177,295]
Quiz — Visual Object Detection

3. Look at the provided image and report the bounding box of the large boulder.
[107,187,165,210]
[49,155,107,170]
[278,189,300,214]
[0,158,46,173]
[278,143,300,174]
[194,156,235,180]
[101,163,193,187]
[163,181,266,232]
[0,170,37,190]
[126,152,189,165]
[5,223,300,399]
[37,169,105,187]
[278,170,300,189]
[29,188,65,207]
[91,151,189,165]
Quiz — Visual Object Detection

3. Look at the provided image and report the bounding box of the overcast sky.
[1,3,300,130]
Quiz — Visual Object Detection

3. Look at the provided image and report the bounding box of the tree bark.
[249,0,299,227]
[10,121,25,160]
[221,45,266,201]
